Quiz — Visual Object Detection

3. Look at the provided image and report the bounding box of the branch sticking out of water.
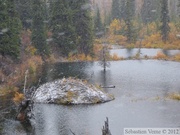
[69,129,76,135]
[102,117,112,135]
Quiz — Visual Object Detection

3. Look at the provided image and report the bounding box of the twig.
[23,70,29,95]
[69,129,76,135]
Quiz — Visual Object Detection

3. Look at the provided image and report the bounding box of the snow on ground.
[33,78,114,104]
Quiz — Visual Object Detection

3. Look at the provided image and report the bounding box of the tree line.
[0,0,94,59]
[94,0,180,44]
[1,0,180,60]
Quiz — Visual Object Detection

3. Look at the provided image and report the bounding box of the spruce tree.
[0,0,21,58]
[120,0,126,20]
[104,10,111,28]
[16,0,32,29]
[141,0,161,24]
[124,0,135,43]
[94,6,103,36]
[50,0,76,56]
[74,0,94,55]
[111,0,121,20]
[32,0,49,56]
[160,0,170,43]
[178,0,180,17]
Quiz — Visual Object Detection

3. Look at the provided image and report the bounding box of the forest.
[0,0,180,99]
[0,0,180,134]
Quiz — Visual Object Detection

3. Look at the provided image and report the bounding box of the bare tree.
[98,46,110,71]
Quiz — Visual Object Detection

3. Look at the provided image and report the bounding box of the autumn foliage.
[0,30,43,95]
[99,19,180,50]
[13,91,25,104]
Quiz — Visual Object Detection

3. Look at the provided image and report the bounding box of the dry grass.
[67,53,94,62]
[153,51,167,60]
[168,93,180,101]
[174,53,180,61]
[110,53,124,61]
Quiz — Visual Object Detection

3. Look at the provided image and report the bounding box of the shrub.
[168,93,180,100]
[13,91,25,104]
[67,53,94,62]
[111,53,123,61]
[153,51,167,59]
[174,53,180,61]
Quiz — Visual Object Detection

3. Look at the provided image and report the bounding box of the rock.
[33,78,114,104]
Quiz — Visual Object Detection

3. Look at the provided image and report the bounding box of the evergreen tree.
[141,0,161,24]
[16,0,32,29]
[124,0,135,43]
[32,0,49,56]
[94,6,103,36]
[104,10,111,29]
[178,0,180,17]
[119,0,126,20]
[50,0,76,56]
[111,0,121,20]
[49,0,93,56]
[0,0,21,58]
[160,0,170,43]
[73,0,94,55]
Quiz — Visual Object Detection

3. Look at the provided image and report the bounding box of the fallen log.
[100,85,115,88]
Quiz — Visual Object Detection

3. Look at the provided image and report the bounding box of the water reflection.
[110,48,180,58]
[41,62,94,84]
[34,104,93,135]
[1,60,180,135]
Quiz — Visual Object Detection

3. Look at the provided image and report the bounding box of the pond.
[110,48,180,58]
[1,60,180,134]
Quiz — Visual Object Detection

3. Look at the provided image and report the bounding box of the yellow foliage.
[104,20,180,49]
[174,53,180,61]
[67,53,93,62]
[94,39,103,44]
[109,19,121,34]
[153,51,167,59]
[25,46,37,55]
[126,43,135,49]
[27,56,43,75]
[2,55,43,91]
[0,86,18,96]
[111,53,123,61]
[107,34,127,45]
[168,93,180,100]
[13,91,25,104]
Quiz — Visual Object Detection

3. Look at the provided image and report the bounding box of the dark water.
[1,60,180,135]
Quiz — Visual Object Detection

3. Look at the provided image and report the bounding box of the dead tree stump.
[102,117,112,135]
[16,99,32,122]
